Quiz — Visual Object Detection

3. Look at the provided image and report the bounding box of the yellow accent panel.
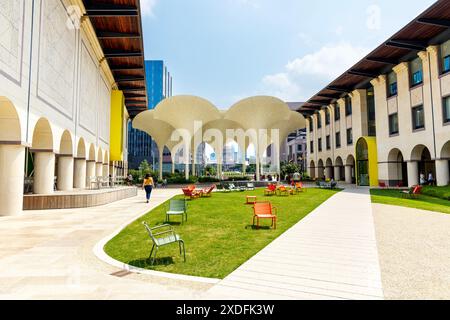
[110,90,124,161]
[356,136,379,187]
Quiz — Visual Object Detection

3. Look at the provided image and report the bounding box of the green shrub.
[198,176,220,183]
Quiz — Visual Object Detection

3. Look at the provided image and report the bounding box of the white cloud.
[260,42,370,101]
[140,0,157,17]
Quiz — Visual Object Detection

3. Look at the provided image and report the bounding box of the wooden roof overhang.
[299,0,450,117]
[83,0,148,118]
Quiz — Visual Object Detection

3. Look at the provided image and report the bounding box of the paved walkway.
[372,203,450,300]
[206,188,384,300]
[0,189,211,300]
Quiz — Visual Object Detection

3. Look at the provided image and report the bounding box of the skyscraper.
[128,61,173,169]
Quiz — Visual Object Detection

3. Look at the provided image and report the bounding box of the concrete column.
[74,159,86,189]
[86,161,96,187]
[102,164,109,177]
[109,164,115,178]
[159,149,164,181]
[96,162,103,177]
[345,165,353,184]
[34,151,55,194]
[57,156,74,191]
[171,161,175,174]
[334,166,341,181]
[185,162,190,181]
[0,145,25,216]
[436,160,449,186]
[407,161,419,187]
[256,154,261,181]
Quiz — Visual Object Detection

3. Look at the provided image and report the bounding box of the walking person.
[142,174,154,203]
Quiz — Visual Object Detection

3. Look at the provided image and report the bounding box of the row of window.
[310,100,351,132]
[310,128,353,154]
[388,97,450,135]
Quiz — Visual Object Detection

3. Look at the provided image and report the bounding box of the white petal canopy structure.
[132,95,305,181]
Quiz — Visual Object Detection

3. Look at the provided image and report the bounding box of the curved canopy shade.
[266,111,306,149]
[225,96,292,130]
[132,110,175,152]
[153,95,221,136]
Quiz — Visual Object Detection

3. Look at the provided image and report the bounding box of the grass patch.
[370,189,450,214]
[104,188,338,279]
[421,185,450,201]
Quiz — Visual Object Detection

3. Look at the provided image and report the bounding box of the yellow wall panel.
[110,90,124,161]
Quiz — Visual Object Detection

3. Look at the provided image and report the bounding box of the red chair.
[201,185,216,197]
[401,185,422,199]
[379,182,387,189]
[182,188,202,200]
[264,184,277,196]
[252,202,277,229]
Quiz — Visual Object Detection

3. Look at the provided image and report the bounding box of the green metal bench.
[142,222,186,265]
[166,199,188,223]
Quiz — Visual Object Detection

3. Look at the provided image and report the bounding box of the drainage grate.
[110,270,132,278]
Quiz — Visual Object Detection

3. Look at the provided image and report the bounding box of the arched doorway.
[356,137,378,187]
[387,148,408,187]
[317,159,325,179]
[335,156,344,181]
[31,118,55,194]
[309,160,316,179]
[438,141,450,186]
[345,155,356,184]
[325,158,333,180]
[0,97,25,216]
[57,130,74,191]
[411,145,436,185]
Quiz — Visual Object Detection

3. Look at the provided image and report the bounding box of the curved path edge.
[93,191,221,285]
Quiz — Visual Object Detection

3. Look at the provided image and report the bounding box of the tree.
[138,160,152,178]
[281,162,301,179]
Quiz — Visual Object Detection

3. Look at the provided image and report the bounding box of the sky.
[140,0,436,109]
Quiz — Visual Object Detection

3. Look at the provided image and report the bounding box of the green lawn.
[370,188,450,214]
[104,188,339,279]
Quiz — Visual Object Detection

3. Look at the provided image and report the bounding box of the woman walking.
[142,174,154,203]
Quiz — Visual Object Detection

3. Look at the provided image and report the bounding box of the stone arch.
[59,130,73,156]
[335,156,344,181]
[32,118,53,150]
[97,147,103,163]
[103,150,109,164]
[0,97,21,142]
[411,144,436,184]
[387,148,407,187]
[440,140,450,159]
[317,159,325,179]
[346,154,355,166]
[77,138,86,159]
[88,144,96,161]
[309,160,316,179]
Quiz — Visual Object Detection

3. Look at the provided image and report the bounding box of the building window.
[346,128,353,145]
[335,104,340,121]
[326,135,331,150]
[441,40,450,74]
[317,114,322,129]
[318,138,322,152]
[297,145,302,152]
[345,96,352,116]
[410,57,423,87]
[412,105,425,130]
[310,141,314,154]
[443,96,450,124]
[309,118,314,132]
[387,71,398,97]
[325,109,330,125]
[389,113,399,135]
[336,132,341,148]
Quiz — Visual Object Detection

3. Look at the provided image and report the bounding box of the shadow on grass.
[129,256,175,268]
[245,225,274,230]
